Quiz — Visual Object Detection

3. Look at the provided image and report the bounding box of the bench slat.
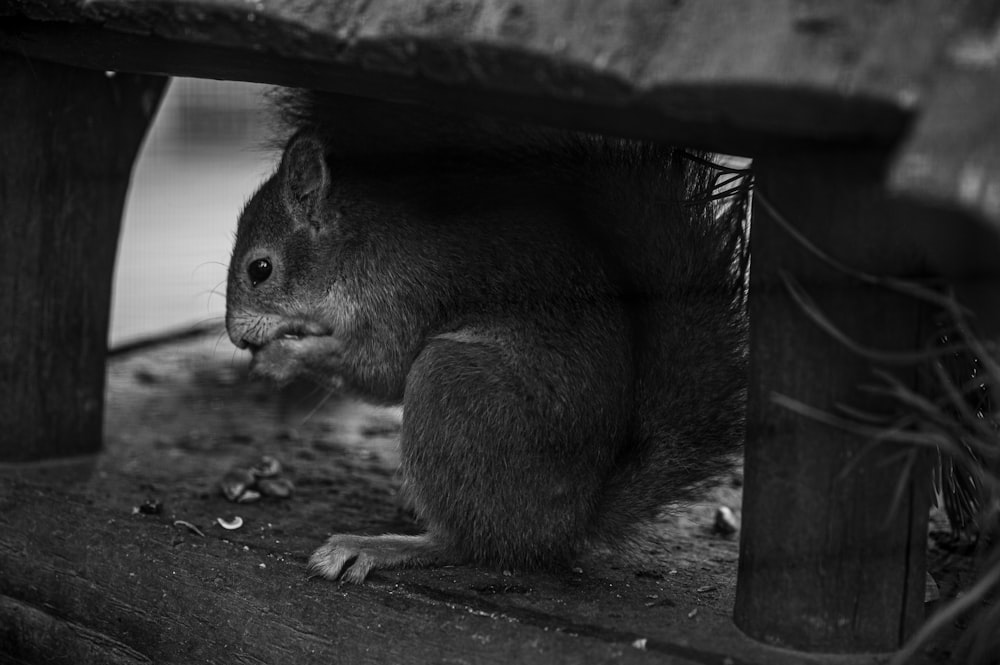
[0,0,966,148]
[5,0,998,228]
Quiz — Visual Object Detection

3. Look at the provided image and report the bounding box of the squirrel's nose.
[230,334,261,352]
[226,313,261,351]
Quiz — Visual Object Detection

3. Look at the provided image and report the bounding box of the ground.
[107,328,746,586]
[0,327,979,664]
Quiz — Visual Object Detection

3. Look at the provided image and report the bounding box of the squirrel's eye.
[247,258,272,286]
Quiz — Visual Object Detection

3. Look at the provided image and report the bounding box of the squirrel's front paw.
[308,533,449,583]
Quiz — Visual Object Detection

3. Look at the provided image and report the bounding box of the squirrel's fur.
[226,90,749,581]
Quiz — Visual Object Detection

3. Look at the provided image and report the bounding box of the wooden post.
[0,54,167,462]
[734,150,932,652]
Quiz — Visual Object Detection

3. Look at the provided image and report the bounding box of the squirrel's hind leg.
[400,325,629,570]
[309,533,455,583]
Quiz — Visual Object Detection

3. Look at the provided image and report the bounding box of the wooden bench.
[2,0,999,660]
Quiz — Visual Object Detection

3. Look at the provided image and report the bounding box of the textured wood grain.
[0,54,166,461]
[734,151,933,652]
[5,0,1000,224]
[0,484,588,665]
[1,0,998,657]
[0,334,865,665]
[0,0,967,153]
[0,596,151,665]
[0,476,814,665]
[4,0,998,227]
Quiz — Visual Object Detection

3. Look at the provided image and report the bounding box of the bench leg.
[0,54,167,462]
[733,151,932,651]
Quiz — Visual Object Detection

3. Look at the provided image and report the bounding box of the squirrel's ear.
[279,132,330,222]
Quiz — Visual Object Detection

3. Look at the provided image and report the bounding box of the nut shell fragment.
[220,455,291,503]
[217,516,244,530]
[236,489,262,504]
[250,455,281,479]
[257,477,294,498]
[220,468,255,502]
[132,499,163,515]
[173,520,206,537]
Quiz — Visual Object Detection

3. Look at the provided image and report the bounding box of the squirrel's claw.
[308,538,363,581]
[309,533,450,583]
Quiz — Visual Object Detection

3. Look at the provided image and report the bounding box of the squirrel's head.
[225,132,357,383]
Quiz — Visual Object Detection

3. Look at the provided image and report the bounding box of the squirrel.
[226,90,749,583]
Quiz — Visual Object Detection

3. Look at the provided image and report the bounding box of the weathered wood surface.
[2,485,650,665]
[0,54,166,462]
[0,484,761,665]
[0,1,997,658]
[0,336,844,665]
[734,151,946,652]
[1,0,999,229]
[0,0,931,146]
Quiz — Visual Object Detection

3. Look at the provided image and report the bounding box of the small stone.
[220,468,255,502]
[713,506,739,535]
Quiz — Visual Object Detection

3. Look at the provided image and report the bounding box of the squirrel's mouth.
[265,321,333,347]
[234,318,333,352]
[244,323,343,386]
[273,322,325,341]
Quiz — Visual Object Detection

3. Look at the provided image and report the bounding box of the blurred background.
[110,78,277,347]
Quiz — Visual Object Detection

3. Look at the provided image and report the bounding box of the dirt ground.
[106,327,745,593]
[13,325,975,663]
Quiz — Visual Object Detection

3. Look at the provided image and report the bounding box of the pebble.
[713,506,739,535]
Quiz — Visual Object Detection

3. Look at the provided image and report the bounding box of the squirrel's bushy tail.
[567,140,750,557]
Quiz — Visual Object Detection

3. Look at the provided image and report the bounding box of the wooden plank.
[0,483,720,665]
[0,335,868,665]
[0,54,166,461]
[8,0,998,226]
[0,0,972,154]
[733,150,934,652]
[0,596,151,665]
[0,478,814,665]
[2,483,630,665]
